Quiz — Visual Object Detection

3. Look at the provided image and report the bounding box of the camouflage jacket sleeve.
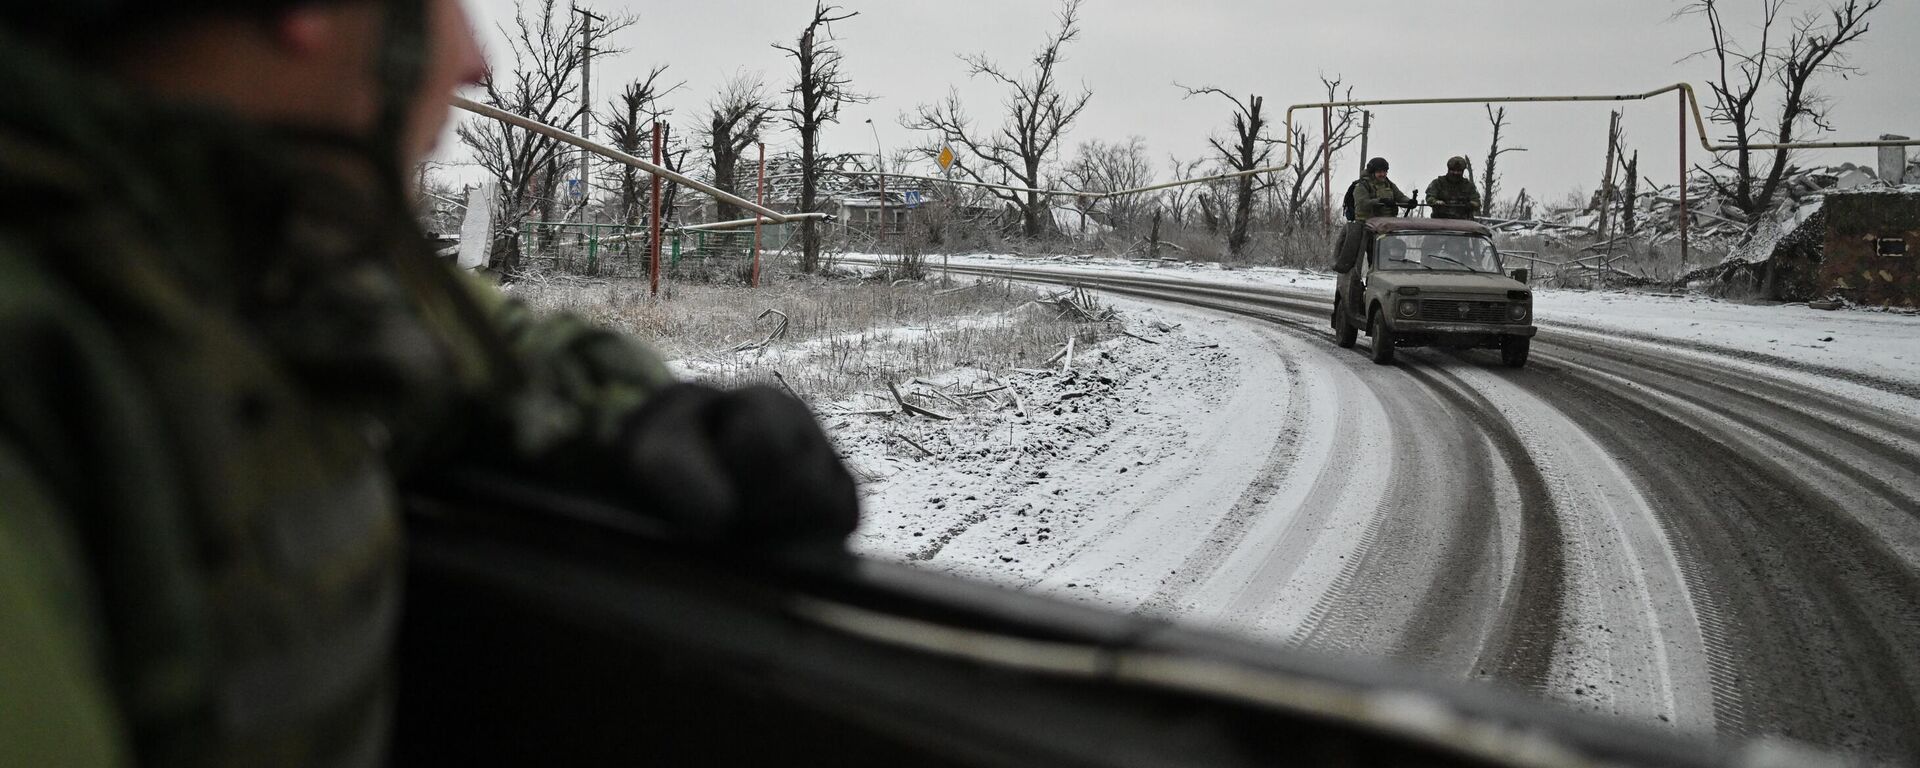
[0,245,152,768]
[442,267,678,465]
[0,439,129,768]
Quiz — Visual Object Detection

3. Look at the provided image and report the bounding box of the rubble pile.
[1484,159,1918,294]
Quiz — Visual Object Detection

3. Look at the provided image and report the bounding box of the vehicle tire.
[1334,303,1358,348]
[1502,338,1531,368]
[1369,311,1396,365]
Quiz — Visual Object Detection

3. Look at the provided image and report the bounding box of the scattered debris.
[888,380,954,421]
[730,308,791,353]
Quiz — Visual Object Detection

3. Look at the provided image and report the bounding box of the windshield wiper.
[1424,254,1482,272]
[1388,258,1435,270]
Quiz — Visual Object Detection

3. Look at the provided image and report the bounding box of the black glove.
[614,383,860,552]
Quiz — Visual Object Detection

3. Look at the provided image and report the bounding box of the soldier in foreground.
[0,1,859,766]
[1426,156,1483,220]
[1351,157,1415,223]
[1333,158,1412,313]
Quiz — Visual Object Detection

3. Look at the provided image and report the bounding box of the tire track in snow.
[1402,363,1565,693]
[930,259,1920,762]
[1519,348,1920,761]
[1132,352,1308,618]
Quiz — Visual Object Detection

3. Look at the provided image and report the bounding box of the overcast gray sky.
[439,0,1920,208]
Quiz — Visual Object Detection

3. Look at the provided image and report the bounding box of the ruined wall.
[1821,190,1920,308]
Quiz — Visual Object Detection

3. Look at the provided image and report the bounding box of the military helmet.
[1367,157,1390,174]
[1447,156,1470,172]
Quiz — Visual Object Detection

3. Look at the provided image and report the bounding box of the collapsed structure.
[1483,153,1920,307]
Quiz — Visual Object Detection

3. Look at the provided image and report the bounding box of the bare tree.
[601,66,683,226]
[907,0,1093,239]
[1621,150,1642,234]
[1182,84,1288,254]
[1062,137,1155,232]
[700,74,775,223]
[778,3,868,273]
[1160,156,1207,226]
[1278,76,1361,232]
[455,0,629,274]
[1678,0,1885,218]
[458,0,632,272]
[1482,105,1526,217]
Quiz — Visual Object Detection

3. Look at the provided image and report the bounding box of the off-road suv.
[1331,217,1537,367]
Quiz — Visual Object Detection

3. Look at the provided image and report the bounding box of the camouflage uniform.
[0,27,789,768]
[1350,177,1413,222]
[1425,174,1482,220]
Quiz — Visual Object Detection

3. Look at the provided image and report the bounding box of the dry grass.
[505,273,1113,400]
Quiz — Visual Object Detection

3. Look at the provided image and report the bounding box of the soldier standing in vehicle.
[0,2,860,766]
[1425,156,1482,220]
[1352,157,1414,222]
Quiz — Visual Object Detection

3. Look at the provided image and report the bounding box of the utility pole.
[1597,110,1622,290]
[573,5,604,224]
[1358,111,1372,180]
[867,119,886,250]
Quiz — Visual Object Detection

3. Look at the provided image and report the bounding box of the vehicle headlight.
[1508,303,1530,321]
[1398,300,1420,319]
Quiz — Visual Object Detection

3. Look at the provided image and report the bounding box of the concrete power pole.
[573,5,605,224]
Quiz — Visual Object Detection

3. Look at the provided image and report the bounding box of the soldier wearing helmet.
[1426,156,1483,220]
[0,3,859,766]
[1350,157,1414,223]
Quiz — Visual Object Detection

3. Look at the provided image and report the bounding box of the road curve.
[935,261,1920,765]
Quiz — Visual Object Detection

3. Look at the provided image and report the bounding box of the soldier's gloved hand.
[615,383,860,554]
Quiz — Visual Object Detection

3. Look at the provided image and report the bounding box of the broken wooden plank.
[1045,343,1071,365]
[887,380,954,421]
[895,434,935,458]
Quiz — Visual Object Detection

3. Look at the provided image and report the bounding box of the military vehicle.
[1332,217,1538,367]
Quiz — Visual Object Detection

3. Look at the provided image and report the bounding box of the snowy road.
[897,260,1920,764]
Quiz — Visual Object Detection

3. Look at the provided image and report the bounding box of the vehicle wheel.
[1369,311,1396,365]
[1502,338,1531,369]
[1334,305,1358,348]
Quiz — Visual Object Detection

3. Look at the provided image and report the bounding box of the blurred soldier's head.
[1367,157,1390,180]
[9,0,486,171]
[1447,156,1470,176]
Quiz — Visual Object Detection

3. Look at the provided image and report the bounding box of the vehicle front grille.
[1419,299,1510,323]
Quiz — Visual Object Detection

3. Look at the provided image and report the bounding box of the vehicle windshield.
[1375,233,1503,273]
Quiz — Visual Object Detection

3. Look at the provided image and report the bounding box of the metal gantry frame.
[457,83,1919,268]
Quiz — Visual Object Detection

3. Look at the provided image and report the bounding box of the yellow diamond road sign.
[938,146,956,171]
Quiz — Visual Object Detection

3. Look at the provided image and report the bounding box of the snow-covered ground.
[828,297,1290,607]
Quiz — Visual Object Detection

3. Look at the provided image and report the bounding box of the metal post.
[1359,111,1371,180]
[650,121,663,297]
[1322,106,1333,227]
[573,7,604,222]
[752,142,766,288]
[866,120,887,248]
[1679,89,1690,269]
